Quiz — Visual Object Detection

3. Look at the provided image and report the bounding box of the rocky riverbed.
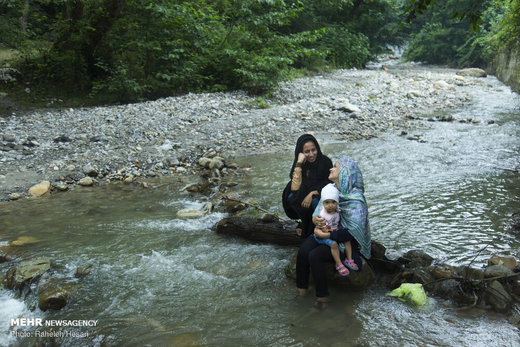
[0,59,487,201]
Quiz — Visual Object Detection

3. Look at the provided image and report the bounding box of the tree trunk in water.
[214,216,302,247]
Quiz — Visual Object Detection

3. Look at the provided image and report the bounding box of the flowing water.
[1,72,519,346]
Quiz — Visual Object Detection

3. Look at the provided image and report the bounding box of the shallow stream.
[1,71,519,346]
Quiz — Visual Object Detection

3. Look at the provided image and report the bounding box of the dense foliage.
[402,0,519,68]
[1,0,518,104]
[0,0,404,103]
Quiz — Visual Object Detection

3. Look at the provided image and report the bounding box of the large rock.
[28,181,51,197]
[401,250,434,268]
[79,176,96,186]
[285,251,375,290]
[38,287,69,311]
[484,265,514,278]
[456,68,487,77]
[484,280,513,312]
[488,254,518,270]
[6,258,51,291]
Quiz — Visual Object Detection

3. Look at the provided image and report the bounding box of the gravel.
[0,58,477,201]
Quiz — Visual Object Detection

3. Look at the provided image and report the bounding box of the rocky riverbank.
[0,59,488,201]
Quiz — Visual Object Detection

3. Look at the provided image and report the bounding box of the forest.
[0,0,519,104]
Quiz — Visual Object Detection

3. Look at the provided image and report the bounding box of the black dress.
[282,134,332,238]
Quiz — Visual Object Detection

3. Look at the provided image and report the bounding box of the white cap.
[321,183,339,203]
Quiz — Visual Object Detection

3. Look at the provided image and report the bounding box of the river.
[1,69,519,346]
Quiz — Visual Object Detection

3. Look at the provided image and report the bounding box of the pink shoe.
[336,264,350,276]
[343,259,359,271]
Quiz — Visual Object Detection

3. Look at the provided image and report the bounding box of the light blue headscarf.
[313,157,371,259]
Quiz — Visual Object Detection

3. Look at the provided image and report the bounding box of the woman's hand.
[301,191,316,208]
[297,152,306,164]
[312,214,325,228]
[314,227,329,239]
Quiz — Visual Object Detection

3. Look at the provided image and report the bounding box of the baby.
[313,183,358,276]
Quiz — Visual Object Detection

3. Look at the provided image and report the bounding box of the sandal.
[343,259,359,271]
[336,264,350,276]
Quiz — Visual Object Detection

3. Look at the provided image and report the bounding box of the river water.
[1,71,519,346]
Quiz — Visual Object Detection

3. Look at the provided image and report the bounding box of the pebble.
[0,59,479,201]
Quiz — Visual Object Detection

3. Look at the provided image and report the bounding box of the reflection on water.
[1,75,519,346]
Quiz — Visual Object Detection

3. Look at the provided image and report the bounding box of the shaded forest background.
[0,0,519,105]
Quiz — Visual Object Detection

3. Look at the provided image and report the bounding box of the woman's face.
[328,161,340,180]
[302,141,318,163]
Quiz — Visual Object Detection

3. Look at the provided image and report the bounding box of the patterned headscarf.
[337,157,371,259]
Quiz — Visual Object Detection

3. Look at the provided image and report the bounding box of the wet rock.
[124,175,134,184]
[430,279,476,306]
[53,135,71,143]
[83,164,98,177]
[38,287,69,311]
[329,258,376,290]
[401,250,434,268]
[9,236,39,246]
[6,258,51,291]
[456,68,487,78]
[209,157,225,170]
[3,134,15,142]
[222,199,248,213]
[484,280,512,312]
[177,202,212,218]
[54,183,69,191]
[488,254,518,270]
[28,181,51,197]
[484,265,514,279]
[79,176,96,186]
[411,269,435,284]
[459,266,485,280]
[8,193,20,200]
[431,264,456,279]
[198,157,212,168]
[74,265,92,278]
[0,248,10,263]
[260,213,277,223]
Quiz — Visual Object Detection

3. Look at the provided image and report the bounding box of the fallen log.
[214,215,302,247]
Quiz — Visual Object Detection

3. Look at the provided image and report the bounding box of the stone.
[402,250,434,267]
[198,157,211,168]
[38,287,69,311]
[6,258,51,290]
[484,265,514,278]
[484,280,513,312]
[8,193,20,200]
[260,213,277,223]
[10,236,39,246]
[79,176,95,186]
[431,264,456,279]
[209,157,225,170]
[433,80,450,89]
[124,175,134,184]
[74,265,92,278]
[177,209,207,218]
[3,134,15,142]
[82,164,98,177]
[488,254,518,270]
[460,266,485,280]
[54,183,69,191]
[456,68,487,78]
[28,181,51,197]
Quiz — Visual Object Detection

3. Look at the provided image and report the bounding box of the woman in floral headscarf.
[296,157,371,305]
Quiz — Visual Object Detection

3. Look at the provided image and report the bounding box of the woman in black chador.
[282,134,333,238]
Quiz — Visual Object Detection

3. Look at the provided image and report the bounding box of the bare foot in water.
[297,288,308,297]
